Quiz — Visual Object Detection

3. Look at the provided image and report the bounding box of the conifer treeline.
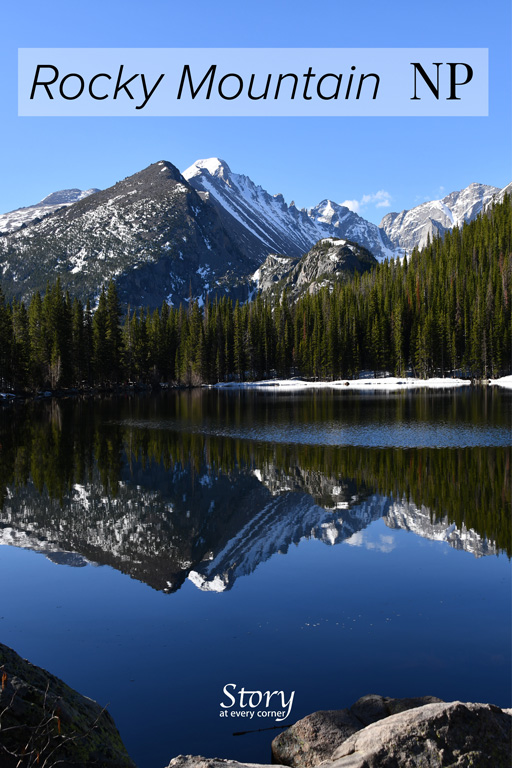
[0,197,510,390]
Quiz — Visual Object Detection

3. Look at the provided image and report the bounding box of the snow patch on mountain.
[184,159,397,263]
[484,181,512,211]
[184,157,332,259]
[0,188,99,234]
[380,182,500,252]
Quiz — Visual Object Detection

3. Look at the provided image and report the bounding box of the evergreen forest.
[0,196,510,391]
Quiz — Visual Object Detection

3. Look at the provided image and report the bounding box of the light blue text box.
[18,48,488,117]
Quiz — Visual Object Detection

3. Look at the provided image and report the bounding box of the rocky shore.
[168,694,512,768]
[1,643,510,767]
[0,642,135,768]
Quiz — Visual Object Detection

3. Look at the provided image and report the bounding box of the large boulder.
[168,697,512,768]
[0,642,136,768]
[271,695,443,767]
[330,701,512,768]
[270,708,363,767]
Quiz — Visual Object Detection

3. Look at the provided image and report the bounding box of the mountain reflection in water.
[0,391,509,594]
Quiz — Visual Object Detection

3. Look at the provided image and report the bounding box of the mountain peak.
[39,188,100,206]
[0,188,101,235]
[184,158,397,262]
[183,157,232,181]
[130,160,184,184]
[380,181,501,251]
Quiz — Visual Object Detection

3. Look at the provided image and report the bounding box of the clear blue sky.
[1,0,511,224]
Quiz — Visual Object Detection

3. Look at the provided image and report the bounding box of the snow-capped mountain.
[0,157,507,308]
[0,188,99,234]
[0,161,250,308]
[183,157,396,262]
[184,157,331,260]
[308,199,396,260]
[380,183,500,252]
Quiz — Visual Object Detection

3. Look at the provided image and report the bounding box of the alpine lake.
[0,385,510,768]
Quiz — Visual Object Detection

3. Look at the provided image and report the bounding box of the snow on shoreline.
[488,375,512,390]
[1,377,510,400]
[211,377,473,391]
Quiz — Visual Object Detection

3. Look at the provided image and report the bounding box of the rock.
[166,697,511,768]
[256,238,377,303]
[349,694,443,726]
[330,701,512,768]
[271,695,443,767]
[271,709,362,767]
[166,758,282,768]
[0,642,136,768]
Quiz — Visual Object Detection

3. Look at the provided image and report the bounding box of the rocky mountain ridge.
[0,161,250,308]
[380,182,500,252]
[0,158,508,308]
[252,237,377,300]
[183,158,397,263]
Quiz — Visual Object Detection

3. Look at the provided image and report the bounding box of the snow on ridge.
[434,200,454,225]
[0,188,100,234]
[183,157,231,179]
[39,188,99,206]
[184,157,405,262]
[185,158,345,257]
[318,237,347,246]
[196,175,280,248]
[381,182,501,252]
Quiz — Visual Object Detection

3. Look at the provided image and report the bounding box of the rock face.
[330,701,512,768]
[380,183,499,253]
[0,160,248,309]
[253,238,377,301]
[270,708,363,767]
[184,159,396,264]
[0,642,135,768]
[166,696,512,768]
[271,696,443,767]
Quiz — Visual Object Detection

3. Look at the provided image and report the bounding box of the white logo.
[219,683,295,722]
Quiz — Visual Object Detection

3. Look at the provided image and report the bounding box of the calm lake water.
[0,387,510,768]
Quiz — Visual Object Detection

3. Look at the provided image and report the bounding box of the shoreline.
[1,374,512,403]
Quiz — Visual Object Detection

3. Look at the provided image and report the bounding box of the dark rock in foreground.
[0,642,135,768]
[168,695,512,768]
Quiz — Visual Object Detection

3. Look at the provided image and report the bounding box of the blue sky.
[2,0,511,224]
